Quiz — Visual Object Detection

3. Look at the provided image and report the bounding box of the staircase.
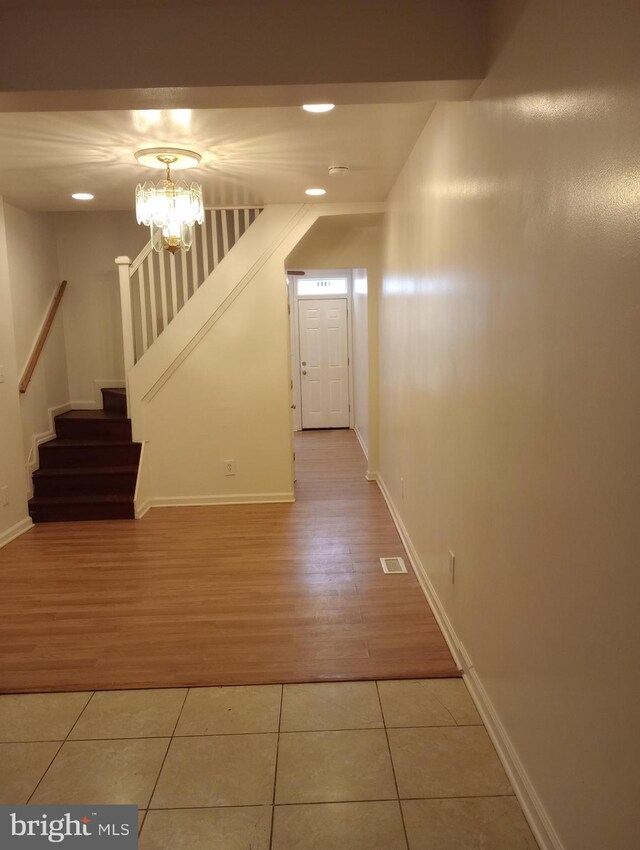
[28,388,141,522]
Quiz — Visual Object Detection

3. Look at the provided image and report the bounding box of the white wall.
[378,1,640,848]
[128,203,382,507]
[137,257,295,503]
[0,200,31,546]
[4,204,69,467]
[55,212,147,403]
[287,220,379,271]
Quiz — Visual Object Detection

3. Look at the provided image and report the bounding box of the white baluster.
[233,209,240,249]
[211,211,220,269]
[138,264,148,355]
[221,209,230,257]
[115,256,135,376]
[180,249,189,303]
[243,208,251,234]
[200,218,209,279]
[169,251,179,315]
[158,250,169,329]
[147,253,158,341]
[191,229,199,289]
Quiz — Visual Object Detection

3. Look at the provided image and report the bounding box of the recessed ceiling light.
[305,188,326,196]
[72,192,94,200]
[302,104,335,113]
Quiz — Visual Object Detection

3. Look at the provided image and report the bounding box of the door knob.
[302,370,307,375]
[302,361,307,366]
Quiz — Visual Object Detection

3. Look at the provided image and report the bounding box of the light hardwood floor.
[0,430,459,693]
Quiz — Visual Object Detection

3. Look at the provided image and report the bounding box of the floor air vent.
[380,557,408,574]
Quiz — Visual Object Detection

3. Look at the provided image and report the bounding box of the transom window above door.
[297,278,348,296]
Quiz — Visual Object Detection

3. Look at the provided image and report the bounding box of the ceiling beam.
[0,1,489,108]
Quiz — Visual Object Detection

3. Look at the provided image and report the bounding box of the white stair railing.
[116,207,262,371]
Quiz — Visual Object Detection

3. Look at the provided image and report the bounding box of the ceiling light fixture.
[305,188,326,196]
[302,103,335,113]
[72,192,94,200]
[134,147,204,254]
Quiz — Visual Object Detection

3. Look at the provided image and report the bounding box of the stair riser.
[55,418,132,441]
[102,389,127,415]
[29,503,136,522]
[39,445,141,469]
[33,474,138,498]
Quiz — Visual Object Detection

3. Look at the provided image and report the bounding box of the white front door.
[298,298,350,428]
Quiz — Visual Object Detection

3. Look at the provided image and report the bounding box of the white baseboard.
[133,441,150,519]
[462,655,565,850]
[137,493,294,518]
[354,427,379,482]
[354,425,368,459]
[69,401,123,412]
[375,472,563,850]
[69,400,100,410]
[135,499,152,519]
[151,492,296,508]
[376,474,462,670]
[25,402,74,493]
[0,517,33,550]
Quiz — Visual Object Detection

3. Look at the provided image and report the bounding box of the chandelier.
[134,148,204,254]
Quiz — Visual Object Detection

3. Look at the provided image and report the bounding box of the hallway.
[0,429,457,694]
[0,432,540,849]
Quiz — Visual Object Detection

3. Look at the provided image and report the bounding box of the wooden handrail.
[19,280,67,394]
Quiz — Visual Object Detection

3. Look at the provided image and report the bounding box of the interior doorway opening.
[289,269,356,432]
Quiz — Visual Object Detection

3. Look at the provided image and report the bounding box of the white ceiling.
[0,103,434,212]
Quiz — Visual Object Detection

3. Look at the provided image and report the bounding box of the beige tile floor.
[0,679,539,849]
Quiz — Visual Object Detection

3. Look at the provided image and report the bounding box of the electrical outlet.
[0,486,8,507]
[448,549,456,583]
[224,460,236,477]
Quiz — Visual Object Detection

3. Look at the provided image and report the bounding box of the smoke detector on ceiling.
[328,165,350,177]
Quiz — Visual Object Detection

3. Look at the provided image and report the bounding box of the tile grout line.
[3,721,483,745]
[268,684,284,850]
[144,797,401,812]
[139,686,191,835]
[140,794,515,812]
[139,791,518,814]
[375,680,410,850]
[26,691,96,804]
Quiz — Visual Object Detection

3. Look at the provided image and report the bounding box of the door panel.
[330,379,342,411]
[298,298,349,428]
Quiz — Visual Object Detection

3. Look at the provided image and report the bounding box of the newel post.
[115,256,135,375]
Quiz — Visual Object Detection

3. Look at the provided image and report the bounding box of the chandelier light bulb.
[134,149,204,253]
